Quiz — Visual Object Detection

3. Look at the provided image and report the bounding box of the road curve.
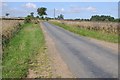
[42,22,118,78]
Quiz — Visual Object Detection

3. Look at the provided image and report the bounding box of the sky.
[1,2,119,19]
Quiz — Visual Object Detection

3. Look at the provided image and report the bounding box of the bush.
[24,15,32,23]
[24,15,39,24]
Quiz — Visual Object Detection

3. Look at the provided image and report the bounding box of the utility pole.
[54,8,55,19]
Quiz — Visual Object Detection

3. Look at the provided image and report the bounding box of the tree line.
[73,15,120,22]
[90,15,120,22]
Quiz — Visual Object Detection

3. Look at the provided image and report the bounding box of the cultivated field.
[2,20,24,34]
[50,20,119,43]
[2,20,24,48]
[51,20,119,34]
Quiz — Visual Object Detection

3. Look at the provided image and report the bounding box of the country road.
[41,22,118,78]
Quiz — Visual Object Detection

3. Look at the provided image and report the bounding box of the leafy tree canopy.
[37,7,47,19]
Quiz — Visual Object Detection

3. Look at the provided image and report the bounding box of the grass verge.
[2,23,45,78]
[50,21,118,43]
[28,46,53,78]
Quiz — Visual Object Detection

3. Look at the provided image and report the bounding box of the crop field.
[2,20,24,48]
[2,20,24,33]
[50,20,119,43]
[51,20,119,34]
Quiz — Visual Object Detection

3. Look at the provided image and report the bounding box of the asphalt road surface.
[42,22,118,78]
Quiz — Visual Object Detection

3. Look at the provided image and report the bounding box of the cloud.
[70,6,97,13]
[61,8,64,11]
[84,6,96,12]
[55,8,65,13]
[2,2,37,17]
[2,6,37,17]
[24,3,37,9]
[53,6,97,14]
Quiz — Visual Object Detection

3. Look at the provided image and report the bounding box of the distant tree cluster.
[24,7,48,23]
[74,18,90,21]
[24,15,32,23]
[71,15,120,22]
[57,14,64,20]
[24,12,35,23]
[90,15,120,22]
[24,12,39,24]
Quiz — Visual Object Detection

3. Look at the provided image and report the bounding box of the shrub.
[24,15,32,23]
[24,15,39,24]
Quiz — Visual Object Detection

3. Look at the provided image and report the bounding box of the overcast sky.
[1,2,119,19]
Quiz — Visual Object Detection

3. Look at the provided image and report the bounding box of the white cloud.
[70,6,97,13]
[61,8,64,11]
[85,6,96,12]
[2,6,37,17]
[56,8,64,12]
[24,3,36,9]
[55,8,65,14]
[47,6,97,17]
[2,2,37,17]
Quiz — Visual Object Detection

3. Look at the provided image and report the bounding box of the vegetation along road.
[42,22,118,78]
[2,23,51,78]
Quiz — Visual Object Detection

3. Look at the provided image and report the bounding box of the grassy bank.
[2,23,45,78]
[50,21,118,43]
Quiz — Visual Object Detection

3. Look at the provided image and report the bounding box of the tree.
[30,12,34,17]
[57,14,64,20]
[59,14,64,20]
[24,15,31,23]
[36,16,39,19]
[5,13,9,17]
[37,7,47,19]
[57,16,60,19]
